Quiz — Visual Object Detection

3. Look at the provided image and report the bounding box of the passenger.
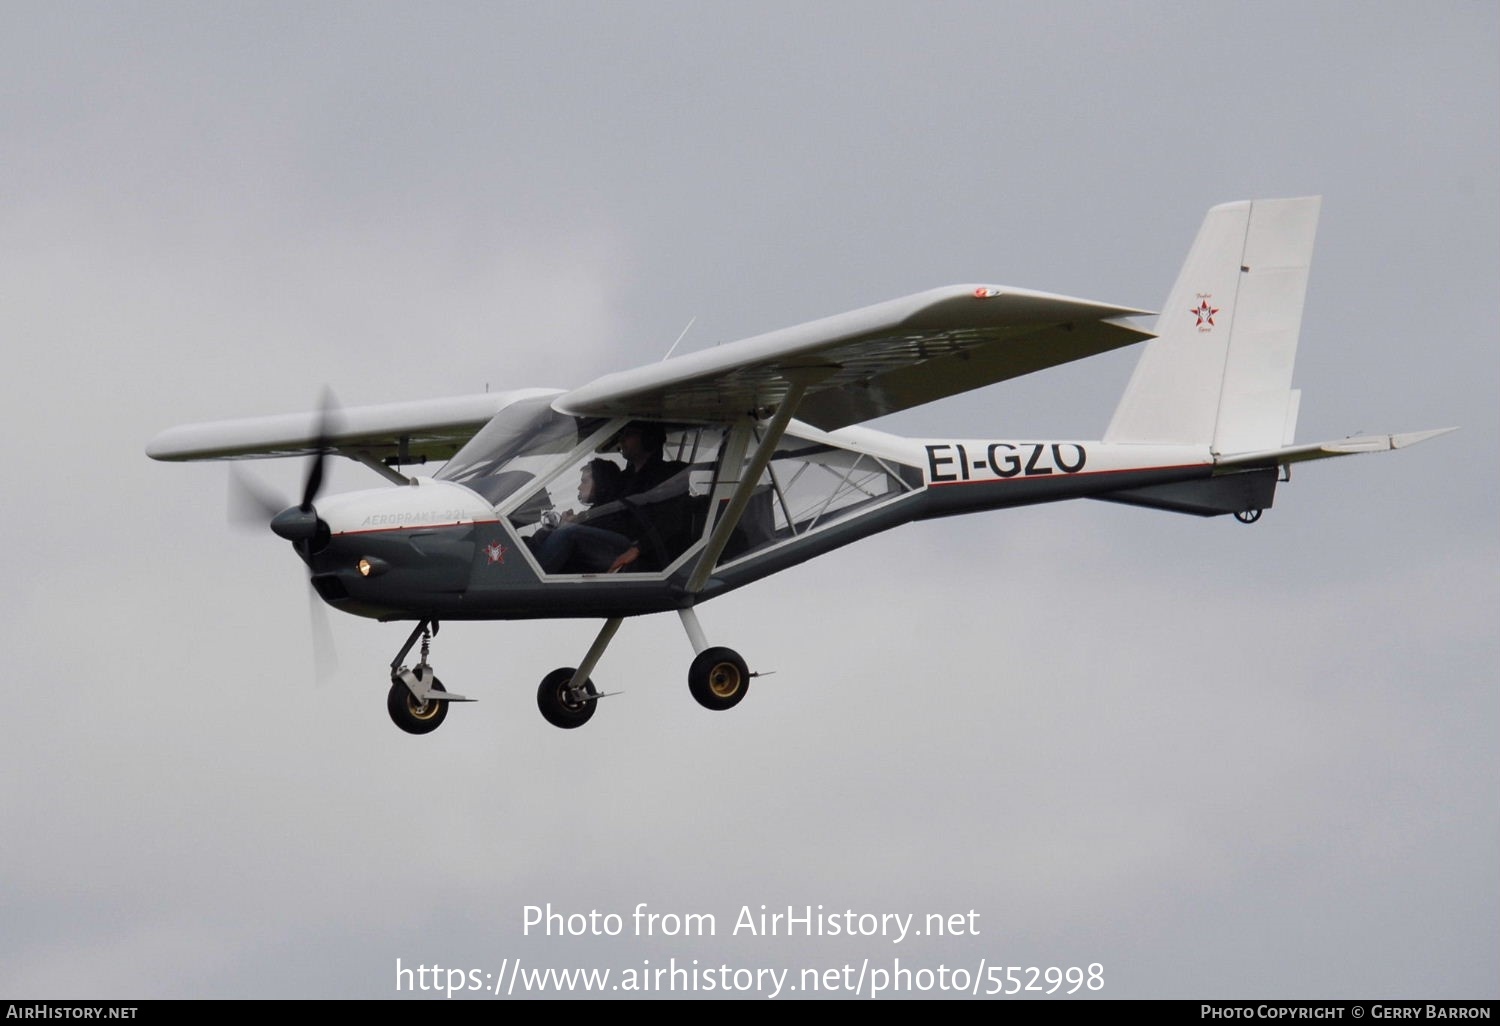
[562,458,625,524]
[532,458,626,573]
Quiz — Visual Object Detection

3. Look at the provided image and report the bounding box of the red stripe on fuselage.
[925,462,1206,487]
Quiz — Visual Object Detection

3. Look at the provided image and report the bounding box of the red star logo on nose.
[1191,298,1219,329]
[484,541,506,565]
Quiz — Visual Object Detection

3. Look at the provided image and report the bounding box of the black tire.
[387,676,449,735]
[688,647,750,711]
[537,667,598,729]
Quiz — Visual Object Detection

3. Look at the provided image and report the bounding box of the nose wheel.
[387,673,449,734]
[385,620,471,735]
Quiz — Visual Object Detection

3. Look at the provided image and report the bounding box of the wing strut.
[685,375,815,594]
[347,451,414,486]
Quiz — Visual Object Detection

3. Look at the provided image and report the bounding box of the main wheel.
[387,676,449,735]
[688,647,750,711]
[537,667,598,729]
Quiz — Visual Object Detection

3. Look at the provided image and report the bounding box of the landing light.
[358,557,390,577]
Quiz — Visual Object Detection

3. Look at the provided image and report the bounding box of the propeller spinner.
[265,388,339,548]
[225,389,343,680]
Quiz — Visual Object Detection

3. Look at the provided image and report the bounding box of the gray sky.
[2,0,1495,1000]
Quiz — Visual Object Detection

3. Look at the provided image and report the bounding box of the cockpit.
[438,395,921,579]
[438,397,721,574]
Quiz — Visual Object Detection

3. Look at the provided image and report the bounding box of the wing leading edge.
[556,285,1154,429]
[146,389,561,465]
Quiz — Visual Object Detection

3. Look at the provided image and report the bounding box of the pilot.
[536,423,689,574]
[615,422,674,487]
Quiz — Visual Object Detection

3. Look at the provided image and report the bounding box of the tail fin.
[1104,197,1321,455]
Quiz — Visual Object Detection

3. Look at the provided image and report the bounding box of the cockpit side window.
[713,428,921,567]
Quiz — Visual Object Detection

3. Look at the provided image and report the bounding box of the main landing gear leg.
[537,617,621,730]
[678,607,753,712]
[386,619,472,735]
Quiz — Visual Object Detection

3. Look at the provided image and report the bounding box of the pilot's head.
[618,422,666,464]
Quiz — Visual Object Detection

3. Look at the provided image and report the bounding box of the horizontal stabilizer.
[1215,427,1457,470]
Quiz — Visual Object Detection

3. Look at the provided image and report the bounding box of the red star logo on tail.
[1191,296,1219,330]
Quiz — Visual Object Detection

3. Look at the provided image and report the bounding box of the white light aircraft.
[147,197,1450,734]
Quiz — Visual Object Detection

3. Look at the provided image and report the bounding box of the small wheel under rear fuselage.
[537,667,598,729]
[387,676,449,735]
[688,646,749,711]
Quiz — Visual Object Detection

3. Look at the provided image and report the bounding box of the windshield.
[438,396,604,506]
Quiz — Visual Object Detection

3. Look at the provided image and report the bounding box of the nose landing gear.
[387,673,449,734]
[386,620,471,735]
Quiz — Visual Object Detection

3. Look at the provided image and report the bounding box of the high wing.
[556,285,1153,429]
[148,285,1151,471]
[146,389,560,467]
